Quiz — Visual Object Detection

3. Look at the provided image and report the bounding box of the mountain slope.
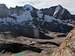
[0,4,73,38]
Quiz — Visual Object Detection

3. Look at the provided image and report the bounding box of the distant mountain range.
[0,4,74,38]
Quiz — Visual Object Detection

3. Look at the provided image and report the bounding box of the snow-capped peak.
[53,5,63,17]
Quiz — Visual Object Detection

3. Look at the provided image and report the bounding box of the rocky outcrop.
[52,28,75,56]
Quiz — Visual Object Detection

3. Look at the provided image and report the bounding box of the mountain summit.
[23,4,34,12]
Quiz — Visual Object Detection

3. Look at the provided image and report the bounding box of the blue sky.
[0,0,75,14]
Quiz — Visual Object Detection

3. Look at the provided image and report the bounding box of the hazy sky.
[0,0,75,14]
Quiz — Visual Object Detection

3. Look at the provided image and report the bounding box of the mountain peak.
[23,4,34,12]
[0,4,8,8]
[57,5,63,9]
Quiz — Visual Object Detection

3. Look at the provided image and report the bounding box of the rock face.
[53,5,72,20]
[0,4,73,38]
[52,28,75,56]
[0,4,9,18]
